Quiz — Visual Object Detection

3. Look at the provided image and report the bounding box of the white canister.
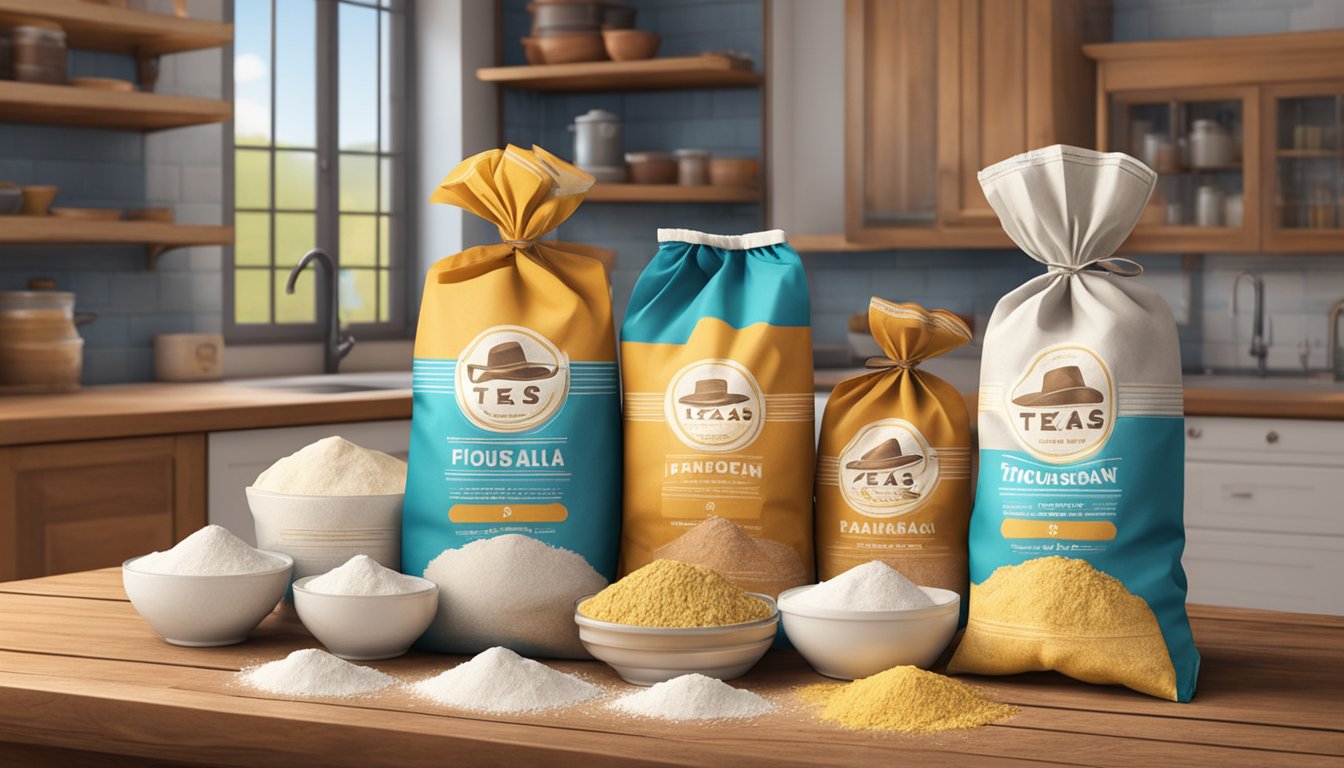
[674,148,710,186]
[571,109,625,182]
[1190,119,1235,169]
[1224,193,1244,228]
[154,333,224,382]
[1195,184,1225,227]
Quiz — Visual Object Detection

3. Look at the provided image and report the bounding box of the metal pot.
[570,109,626,182]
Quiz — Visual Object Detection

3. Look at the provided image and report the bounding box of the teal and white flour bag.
[402,146,621,659]
[948,146,1199,701]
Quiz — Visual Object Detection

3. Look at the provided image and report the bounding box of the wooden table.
[0,569,1340,767]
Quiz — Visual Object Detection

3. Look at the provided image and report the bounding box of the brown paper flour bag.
[815,299,973,600]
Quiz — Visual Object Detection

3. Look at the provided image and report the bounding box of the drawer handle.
[1266,431,1279,444]
[1229,491,1253,499]
[1187,427,1203,439]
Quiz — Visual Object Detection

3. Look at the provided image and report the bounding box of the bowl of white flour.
[292,555,438,660]
[123,525,293,646]
[247,437,407,584]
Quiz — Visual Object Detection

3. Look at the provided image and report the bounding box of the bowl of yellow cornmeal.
[573,559,778,686]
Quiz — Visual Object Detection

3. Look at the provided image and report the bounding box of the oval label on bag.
[455,325,569,433]
[1007,344,1116,463]
[663,359,764,452]
[839,419,939,517]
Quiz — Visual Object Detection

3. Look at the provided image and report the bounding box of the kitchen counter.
[0,380,412,447]
[0,569,1341,767]
[0,370,1339,449]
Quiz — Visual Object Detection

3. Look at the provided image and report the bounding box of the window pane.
[380,269,397,322]
[274,0,316,148]
[379,10,395,153]
[340,153,377,212]
[378,214,391,267]
[234,149,271,209]
[235,212,271,267]
[339,2,378,151]
[340,214,377,267]
[340,268,377,324]
[274,212,316,271]
[276,270,316,324]
[233,0,271,146]
[275,150,316,210]
[379,155,394,212]
[234,269,271,324]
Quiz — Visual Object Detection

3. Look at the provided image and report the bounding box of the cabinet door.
[0,435,206,580]
[1262,81,1344,252]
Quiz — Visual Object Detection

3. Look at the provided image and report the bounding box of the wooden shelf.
[0,0,231,56]
[789,228,1014,251]
[477,54,760,92]
[1277,149,1344,158]
[0,80,230,131]
[585,183,759,203]
[0,217,232,268]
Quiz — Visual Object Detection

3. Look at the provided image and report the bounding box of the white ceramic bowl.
[122,552,293,647]
[574,593,778,686]
[777,585,960,680]
[246,487,403,584]
[291,574,439,660]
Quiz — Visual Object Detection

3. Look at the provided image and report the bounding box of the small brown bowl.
[602,29,659,61]
[709,157,760,189]
[51,207,122,221]
[535,33,607,64]
[520,36,545,66]
[20,185,58,216]
[626,152,677,185]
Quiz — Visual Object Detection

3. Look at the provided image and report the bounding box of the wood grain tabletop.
[0,568,1340,767]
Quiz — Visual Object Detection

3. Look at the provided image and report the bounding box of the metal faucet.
[1329,298,1344,382]
[287,248,355,374]
[1230,271,1267,377]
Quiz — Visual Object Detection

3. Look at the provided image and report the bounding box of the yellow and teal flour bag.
[403,146,620,658]
[619,229,814,599]
[947,146,1199,701]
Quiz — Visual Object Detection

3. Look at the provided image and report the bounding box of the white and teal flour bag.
[402,146,620,659]
[948,146,1199,701]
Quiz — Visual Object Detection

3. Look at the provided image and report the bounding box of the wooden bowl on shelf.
[520,37,546,66]
[535,33,606,64]
[70,77,135,92]
[19,185,58,216]
[602,29,659,61]
[709,157,759,188]
[51,207,122,221]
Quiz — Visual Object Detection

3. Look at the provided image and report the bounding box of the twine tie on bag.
[1043,257,1144,277]
[503,239,537,249]
[864,356,917,371]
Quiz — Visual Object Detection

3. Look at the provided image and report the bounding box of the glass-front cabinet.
[1086,30,1344,254]
[1265,84,1344,251]
[1106,88,1259,251]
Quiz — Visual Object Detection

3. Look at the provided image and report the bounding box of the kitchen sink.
[225,371,412,394]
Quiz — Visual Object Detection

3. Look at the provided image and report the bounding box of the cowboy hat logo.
[664,359,764,453]
[467,341,560,383]
[1011,365,1104,407]
[678,378,750,407]
[838,420,938,517]
[454,326,569,433]
[1008,345,1116,463]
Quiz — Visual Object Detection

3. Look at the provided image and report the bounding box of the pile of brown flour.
[651,516,806,597]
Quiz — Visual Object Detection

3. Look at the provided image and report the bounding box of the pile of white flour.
[253,436,407,496]
[422,534,607,658]
[304,555,428,596]
[790,560,934,611]
[610,674,772,721]
[241,649,395,698]
[131,525,284,576]
[410,647,599,713]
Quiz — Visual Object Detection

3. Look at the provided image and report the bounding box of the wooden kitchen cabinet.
[1086,29,1344,253]
[844,0,1110,246]
[0,434,206,580]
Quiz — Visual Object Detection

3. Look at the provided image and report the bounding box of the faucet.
[1329,298,1344,381]
[1230,271,1267,377]
[287,248,355,374]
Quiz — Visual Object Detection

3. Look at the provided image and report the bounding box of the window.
[228,0,408,340]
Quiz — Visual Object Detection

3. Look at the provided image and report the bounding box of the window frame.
[223,0,415,344]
